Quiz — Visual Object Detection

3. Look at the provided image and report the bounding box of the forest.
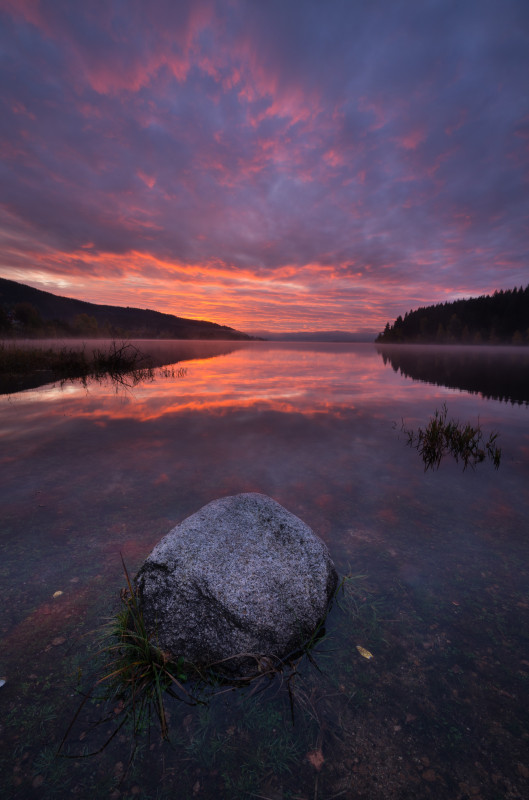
[376,285,529,344]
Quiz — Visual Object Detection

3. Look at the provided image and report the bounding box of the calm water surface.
[1,341,528,799]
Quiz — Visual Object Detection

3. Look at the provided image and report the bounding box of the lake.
[1,341,528,799]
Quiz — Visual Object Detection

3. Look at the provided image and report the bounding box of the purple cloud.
[0,0,528,332]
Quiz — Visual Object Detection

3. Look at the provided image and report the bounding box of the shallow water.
[1,341,528,799]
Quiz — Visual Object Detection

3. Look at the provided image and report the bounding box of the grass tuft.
[58,557,198,761]
[401,402,501,471]
[95,556,195,741]
[60,561,355,760]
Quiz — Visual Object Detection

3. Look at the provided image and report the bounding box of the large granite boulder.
[135,493,338,677]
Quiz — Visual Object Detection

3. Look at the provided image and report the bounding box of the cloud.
[0,0,528,332]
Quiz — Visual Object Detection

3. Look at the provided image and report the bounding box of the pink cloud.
[398,127,426,151]
[0,0,527,336]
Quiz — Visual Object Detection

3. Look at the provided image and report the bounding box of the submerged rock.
[135,493,338,676]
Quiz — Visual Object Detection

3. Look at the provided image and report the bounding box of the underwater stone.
[135,492,338,677]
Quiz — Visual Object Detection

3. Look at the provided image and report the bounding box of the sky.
[0,0,528,335]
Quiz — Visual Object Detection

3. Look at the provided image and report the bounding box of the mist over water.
[1,342,528,799]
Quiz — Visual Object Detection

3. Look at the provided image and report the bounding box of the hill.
[250,330,375,342]
[0,278,254,340]
[376,285,529,345]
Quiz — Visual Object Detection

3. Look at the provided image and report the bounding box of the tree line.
[0,302,131,338]
[376,285,529,344]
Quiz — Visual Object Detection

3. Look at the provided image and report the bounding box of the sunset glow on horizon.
[1,0,528,334]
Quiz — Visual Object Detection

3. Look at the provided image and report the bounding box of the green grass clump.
[402,403,501,471]
[60,563,358,763]
[58,558,194,759]
[95,558,191,741]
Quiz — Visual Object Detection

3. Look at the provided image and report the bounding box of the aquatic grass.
[189,611,334,691]
[60,563,368,766]
[0,339,154,391]
[37,704,58,732]
[58,558,198,760]
[221,764,261,799]
[92,557,195,737]
[56,569,389,798]
[215,693,304,795]
[158,365,187,379]
[90,341,153,383]
[401,402,501,471]
[334,572,388,646]
[32,745,69,784]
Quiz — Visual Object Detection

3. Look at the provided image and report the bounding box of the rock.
[135,493,338,677]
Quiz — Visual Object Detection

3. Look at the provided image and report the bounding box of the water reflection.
[377,343,529,405]
[1,342,529,798]
[0,338,247,395]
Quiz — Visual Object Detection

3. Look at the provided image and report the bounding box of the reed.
[402,403,501,471]
[0,340,153,385]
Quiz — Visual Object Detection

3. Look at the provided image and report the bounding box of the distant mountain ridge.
[376,285,529,345]
[250,330,375,342]
[0,278,254,340]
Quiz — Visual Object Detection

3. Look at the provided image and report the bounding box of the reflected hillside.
[377,345,529,405]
